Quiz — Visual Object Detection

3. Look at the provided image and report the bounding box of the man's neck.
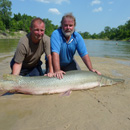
[65,36,71,43]
[31,35,40,44]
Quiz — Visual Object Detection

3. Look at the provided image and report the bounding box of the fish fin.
[2,92,15,96]
[0,90,8,96]
[0,90,16,96]
[60,90,72,97]
[0,91,10,96]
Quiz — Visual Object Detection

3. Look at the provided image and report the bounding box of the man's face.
[30,21,45,43]
[62,17,75,37]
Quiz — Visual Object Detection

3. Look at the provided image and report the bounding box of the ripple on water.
[116,60,130,66]
[111,70,123,77]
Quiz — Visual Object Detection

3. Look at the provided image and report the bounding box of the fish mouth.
[114,78,125,83]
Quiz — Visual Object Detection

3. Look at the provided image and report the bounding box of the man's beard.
[62,28,74,37]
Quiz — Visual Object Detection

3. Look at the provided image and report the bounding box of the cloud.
[91,0,101,6]
[93,7,103,12]
[35,0,70,4]
[48,8,61,15]
[108,1,114,4]
[36,0,50,3]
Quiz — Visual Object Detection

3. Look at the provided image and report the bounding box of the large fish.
[0,70,124,95]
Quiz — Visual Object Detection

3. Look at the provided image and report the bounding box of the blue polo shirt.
[51,28,88,67]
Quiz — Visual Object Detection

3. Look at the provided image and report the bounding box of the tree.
[0,18,5,30]
[79,31,91,39]
[125,20,130,30]
[43,18,58,36]
[21,14,34,32]
[91,33,98,39]
[0,0,12,28]
[109,28,117,40]
[104,26,111,39]
[98,31,106,39]
[9,19,18,31]
[83,32,91,39]
[13,13,22,21]
[125,20,130,39]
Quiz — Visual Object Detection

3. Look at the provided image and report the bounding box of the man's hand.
[90,69,101,75]
[54,70,66,79]
[44,72,54,78]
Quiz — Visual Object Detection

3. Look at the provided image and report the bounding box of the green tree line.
[0,0,130,40]
[0,0,58,36]
[80,21,130,41]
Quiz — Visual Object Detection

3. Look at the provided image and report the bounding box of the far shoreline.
[0,31,129,42]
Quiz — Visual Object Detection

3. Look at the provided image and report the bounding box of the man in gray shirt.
[10,17,54,77]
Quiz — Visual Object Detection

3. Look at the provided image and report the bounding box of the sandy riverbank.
[0,55,130,130]
[0,31,27,39]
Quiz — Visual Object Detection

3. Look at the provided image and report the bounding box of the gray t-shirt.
[14,33,50,69]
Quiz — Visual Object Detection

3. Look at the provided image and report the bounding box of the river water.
[85,39,130,60]
[0,39,130,60]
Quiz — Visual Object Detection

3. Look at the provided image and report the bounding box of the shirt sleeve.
[43,34,51,57]
[76,33,88,57]
[51,30,61,54]
[14,40,27,63]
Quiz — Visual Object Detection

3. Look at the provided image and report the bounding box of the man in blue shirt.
[50,13,101,79]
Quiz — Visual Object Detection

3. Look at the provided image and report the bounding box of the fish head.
[100,76,125,86]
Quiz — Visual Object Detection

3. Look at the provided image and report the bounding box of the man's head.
[60,13,76,37]
[30,18,45,43]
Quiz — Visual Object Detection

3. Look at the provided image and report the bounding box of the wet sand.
[0,55,130,130]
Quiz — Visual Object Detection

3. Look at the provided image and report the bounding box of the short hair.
[30,17,45,28]
[60,13,76,27]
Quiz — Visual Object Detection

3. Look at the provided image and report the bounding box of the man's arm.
[52,52,60,72]
[45,54,54,77]
[12,62,22,75]
[82,54,101,75]
[52,52,65,79]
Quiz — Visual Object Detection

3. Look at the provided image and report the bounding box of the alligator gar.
[0,70,124,95]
